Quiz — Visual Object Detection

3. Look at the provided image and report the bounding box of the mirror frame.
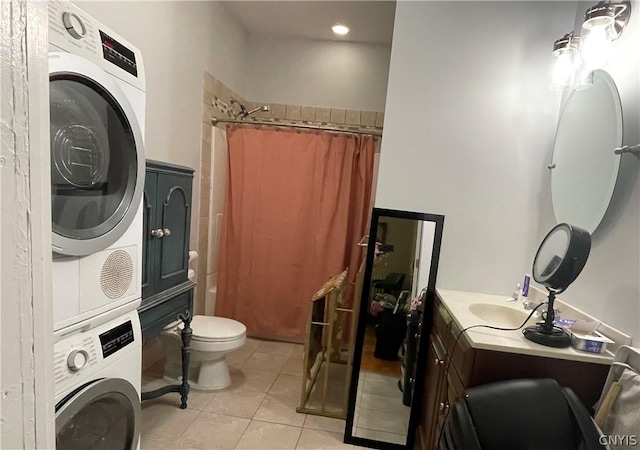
[344,208,445,449]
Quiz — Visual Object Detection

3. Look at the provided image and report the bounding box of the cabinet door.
[155,173,192,292]
[142,172,158,299]
[421,332,447,450]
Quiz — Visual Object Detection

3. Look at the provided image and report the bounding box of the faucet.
[536,303,561,321]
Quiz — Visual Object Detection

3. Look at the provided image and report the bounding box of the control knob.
[62,12,87,40]
[67,349,89,371]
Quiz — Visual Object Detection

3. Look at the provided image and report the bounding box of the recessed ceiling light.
[332,24,350,35]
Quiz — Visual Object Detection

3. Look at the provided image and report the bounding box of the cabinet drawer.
[139,291,192,339]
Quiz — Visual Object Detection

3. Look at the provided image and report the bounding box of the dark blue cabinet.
[139,160,195,409]
[141,160,194,300]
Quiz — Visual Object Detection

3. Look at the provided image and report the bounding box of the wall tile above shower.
[361,111,377,127]
[301,106,316,122]
[345,109,361,126]
[315,107,331,124]
[285,104,302,121]
[330,108,346,124]
[270,104,287,120]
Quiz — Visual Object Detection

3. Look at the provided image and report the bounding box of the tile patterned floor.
[140,338,367,449]
[352,371,410,445]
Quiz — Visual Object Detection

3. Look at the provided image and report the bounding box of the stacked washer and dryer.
[49,2,146,448]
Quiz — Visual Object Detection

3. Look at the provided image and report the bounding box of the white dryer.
[48,1,146,331]
[54,308,142,450]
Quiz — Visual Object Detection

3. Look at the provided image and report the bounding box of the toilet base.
[163,353,232,391]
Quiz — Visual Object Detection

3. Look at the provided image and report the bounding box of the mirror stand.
[522,291,571,347]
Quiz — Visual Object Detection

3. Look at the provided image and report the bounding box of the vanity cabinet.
[417,293,611,450]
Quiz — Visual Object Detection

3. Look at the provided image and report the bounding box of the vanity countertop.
[436,288,617,365]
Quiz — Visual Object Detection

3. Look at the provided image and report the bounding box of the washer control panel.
[54,310,141,395]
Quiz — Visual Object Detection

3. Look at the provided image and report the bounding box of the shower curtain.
[216,125,375,341]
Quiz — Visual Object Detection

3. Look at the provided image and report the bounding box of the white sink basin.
[467,303,530,328]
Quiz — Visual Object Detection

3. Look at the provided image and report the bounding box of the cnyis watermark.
[599,435,639,446]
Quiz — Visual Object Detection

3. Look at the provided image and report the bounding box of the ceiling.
[222,1,396,45]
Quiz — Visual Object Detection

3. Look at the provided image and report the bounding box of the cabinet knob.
[439,401,450,412]
[163,228,171,237]
[151,228,164,238]
[435,358,444,365]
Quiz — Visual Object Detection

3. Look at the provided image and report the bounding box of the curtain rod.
[210,117,382,137]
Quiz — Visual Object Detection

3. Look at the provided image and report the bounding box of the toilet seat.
[190,316,246,342]
[167,315,246,343]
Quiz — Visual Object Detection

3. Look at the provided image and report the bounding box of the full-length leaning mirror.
[344,208,444,449]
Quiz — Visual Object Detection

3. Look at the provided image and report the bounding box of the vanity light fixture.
[580,1,631,70]
[550,32,580,91]
[550,1,631,90]
[331,24,350,35]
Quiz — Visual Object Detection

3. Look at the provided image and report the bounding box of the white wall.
[376,2,578,295]
[74,1,250,239]
[537,1,640,341]
[1,1,55,447]
[244,36,391,111]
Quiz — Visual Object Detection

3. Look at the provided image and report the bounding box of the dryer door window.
[50,75,137,243]
[56,378,139,450]
[49,51,145,256]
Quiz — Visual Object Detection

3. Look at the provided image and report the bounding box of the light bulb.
[550,50,576,91]
[331,24,349,35]
[580,17,614,69]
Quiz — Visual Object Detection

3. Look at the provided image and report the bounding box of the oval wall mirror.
[551,69,623,233]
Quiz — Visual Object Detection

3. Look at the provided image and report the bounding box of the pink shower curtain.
[216,125,375,341]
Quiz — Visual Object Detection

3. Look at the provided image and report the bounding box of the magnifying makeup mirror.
[523,223,591,348]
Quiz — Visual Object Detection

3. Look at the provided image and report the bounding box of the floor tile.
[230,367,278,392]
[361,378,401,399]
[179,411,250,449]
[235,420,302,449]
[204,388,265,418]
[280,357,304,376]
[140,401,200,445]
[296,428,352,449]
[244,338,261,352]
[141,435,200,450]
[253,394,307,427]
[353,427,407,445]
[269,374,303,402]
[303,415,346,433]
[227,347,255,368]
[359,392,410,415]
[242,351,289,373]
[255,340,300,357]
[356,407,407,435]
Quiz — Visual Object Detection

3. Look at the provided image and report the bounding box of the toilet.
[160,315,246,390]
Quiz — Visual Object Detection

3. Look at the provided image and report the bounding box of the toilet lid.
[182,315,246,342]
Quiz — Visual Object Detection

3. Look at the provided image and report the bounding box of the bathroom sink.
[467,303,530,328]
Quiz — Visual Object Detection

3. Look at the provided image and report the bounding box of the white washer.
[48,1,146,331]
[54,308,142,450]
